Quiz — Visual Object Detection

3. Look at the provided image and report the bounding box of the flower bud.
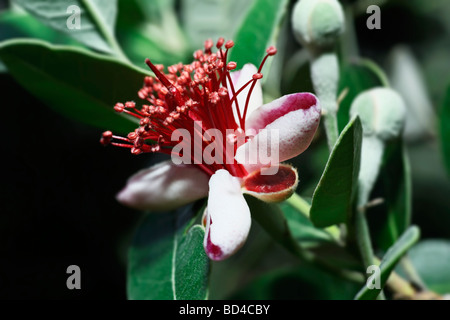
[292,0,345,52]
[350,88,406,141]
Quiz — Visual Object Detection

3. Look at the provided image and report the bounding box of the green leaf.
[247,196,364,279]
[441,84,450,176]
[246,196,362,269]
[245,196,301,256]
[405,240,450,294]
[117,23,189,67]
[13,0,118,53]
[228,0,289,71]
[355,226,420,300]
[337,59,386,132]
[377,139,412,250]
[180,0,254,49]
[281,201,362,271]
[0,39,148,134]
[279,202,334,248]
[127,205,210,300]
[0,9,79,45]
[134,0,176,24]
[310,117,363,228]
[116,0,190,67]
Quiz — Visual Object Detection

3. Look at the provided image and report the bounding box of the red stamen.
[103,40,276,179]
[216,37,225,49]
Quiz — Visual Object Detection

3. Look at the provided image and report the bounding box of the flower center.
[101,38,277,178]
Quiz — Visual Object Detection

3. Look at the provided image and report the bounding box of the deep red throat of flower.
[101,38,277,179]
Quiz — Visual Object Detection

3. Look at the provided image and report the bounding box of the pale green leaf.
[13,0,118,53]
[0,39,148,134]
[310,117,362,228]
[128,205,210,300]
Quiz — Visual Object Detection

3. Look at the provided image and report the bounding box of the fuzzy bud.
[292,0,345,53]
[350,88,407,141]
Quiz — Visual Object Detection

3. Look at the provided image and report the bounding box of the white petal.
[235,93,321,172]
[203,169,251,261]
[116,161,209,211]
[228,64,263,124]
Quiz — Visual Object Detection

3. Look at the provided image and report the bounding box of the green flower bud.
[350,88,407,141]
[292,0,345,52]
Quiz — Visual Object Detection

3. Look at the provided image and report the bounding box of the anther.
[131,147,142,155]
[194,50,203,60]
[204,39,213,51]
[218,87,228,96]
[266,46,277,56]
[140,118,150,126]
[114,103,125,113]
[225,40,234,49]
[253,73,263,80]
[208,54,218,64]
[138,127,147,136]
[138,89,148,100]
[168,65,178,74]
[127,132,137,140]
[125,101,136,108]
[144,76,153,86]
[216,60,224,69]
[209,92,220,104]
[216,37,225,48]
[156,106,166,114]
[100,131,113,146]
[227,62,237,70]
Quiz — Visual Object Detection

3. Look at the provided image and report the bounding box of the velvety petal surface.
[204,169,251,261]
[235,93,321,171]
[116,161,209,211]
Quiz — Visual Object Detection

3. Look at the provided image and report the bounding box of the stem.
[310,52,340,150]
[399,257,427,290]
[286,192,311,216]
[81,0,130,63]
[292,243,365,284]
[361,59,391,87]
[354,207,375,269]
[386,272,416,299]
[287,195,420,298]
[351,199,383,298]
[371,257,417,299]
[287,193,341,240]
[352,222,418,299]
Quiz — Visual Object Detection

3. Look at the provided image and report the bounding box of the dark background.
[0,71,151,299]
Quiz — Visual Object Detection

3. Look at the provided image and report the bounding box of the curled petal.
[116,161,209,211]
[235,93,321,171]
[229,63,263,123]
[204,169,251,261]
[243,164,299,202]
